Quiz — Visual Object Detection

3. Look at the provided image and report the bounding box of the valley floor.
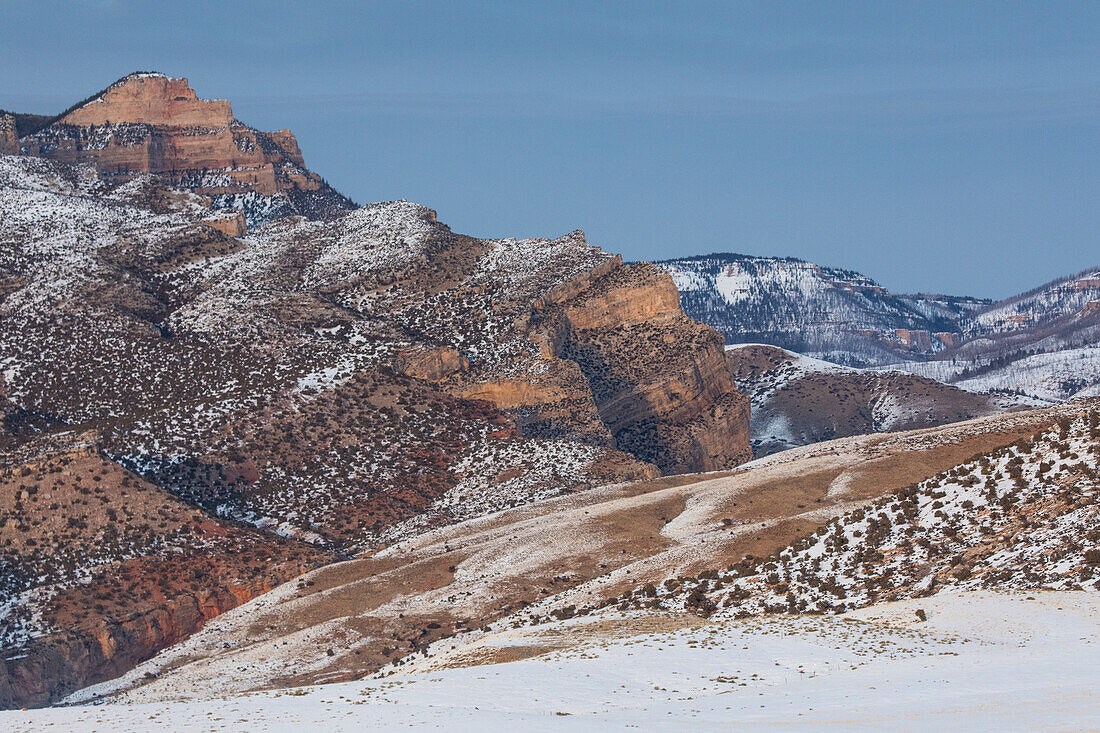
[4,590,1097,731]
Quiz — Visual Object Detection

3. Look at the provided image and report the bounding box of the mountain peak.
[20,73,356,226]
[60,72,232,128]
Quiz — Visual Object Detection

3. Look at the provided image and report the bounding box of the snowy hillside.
[888,346,1100,404]
[727,343,1005,456]
[621,409,1100,618]
[882,270,1100,403]
[968,268,1100,337]
[658,253,986,366]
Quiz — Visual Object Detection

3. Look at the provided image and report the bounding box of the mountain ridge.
[658,251,989,366]
[0,73,750,704]
[657,251,1100,402]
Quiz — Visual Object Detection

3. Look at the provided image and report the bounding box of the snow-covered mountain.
[967,268,1100,337]
[887,269,1100,403]
[658,253,1100,403]
[658,253,987,366]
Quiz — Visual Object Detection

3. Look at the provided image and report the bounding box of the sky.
[2,1,1098,299]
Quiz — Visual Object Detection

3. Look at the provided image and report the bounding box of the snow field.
[6,591,1099,731]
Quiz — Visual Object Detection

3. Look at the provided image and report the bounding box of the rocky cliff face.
[59,74,232,128]
[536,262,751,472]
[18,73,355,227]
[0,114,16,156]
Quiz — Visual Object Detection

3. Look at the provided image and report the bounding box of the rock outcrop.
[395,346,470,383]
[0,114,16,155]
[202,210,247,237]
[534,261,751,473]
[19,73,355,226]
[60,74,233,128]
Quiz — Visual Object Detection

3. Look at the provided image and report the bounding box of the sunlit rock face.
[20,73,354,227]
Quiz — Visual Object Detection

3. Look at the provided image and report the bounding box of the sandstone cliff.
[531,261,751,473]
[20,73,354,226]
[60,74,233,128]
[0,114,16,156]
[368,227,752,475]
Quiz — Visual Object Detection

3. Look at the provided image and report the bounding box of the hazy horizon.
[3,1,1098,299]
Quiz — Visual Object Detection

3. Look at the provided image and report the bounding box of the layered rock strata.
[529,261,751,473]
[19,73,354,225]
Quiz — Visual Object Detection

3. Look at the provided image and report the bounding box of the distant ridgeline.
[657,253,1100,404]
[658,253,988,366]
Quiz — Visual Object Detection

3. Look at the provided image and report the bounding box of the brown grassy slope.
[86,403,1079,704]
[0,444,331,708]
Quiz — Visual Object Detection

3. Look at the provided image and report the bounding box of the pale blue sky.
[2,1,1098,297]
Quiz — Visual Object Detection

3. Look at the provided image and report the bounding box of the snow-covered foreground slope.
[3,591,1097,731]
